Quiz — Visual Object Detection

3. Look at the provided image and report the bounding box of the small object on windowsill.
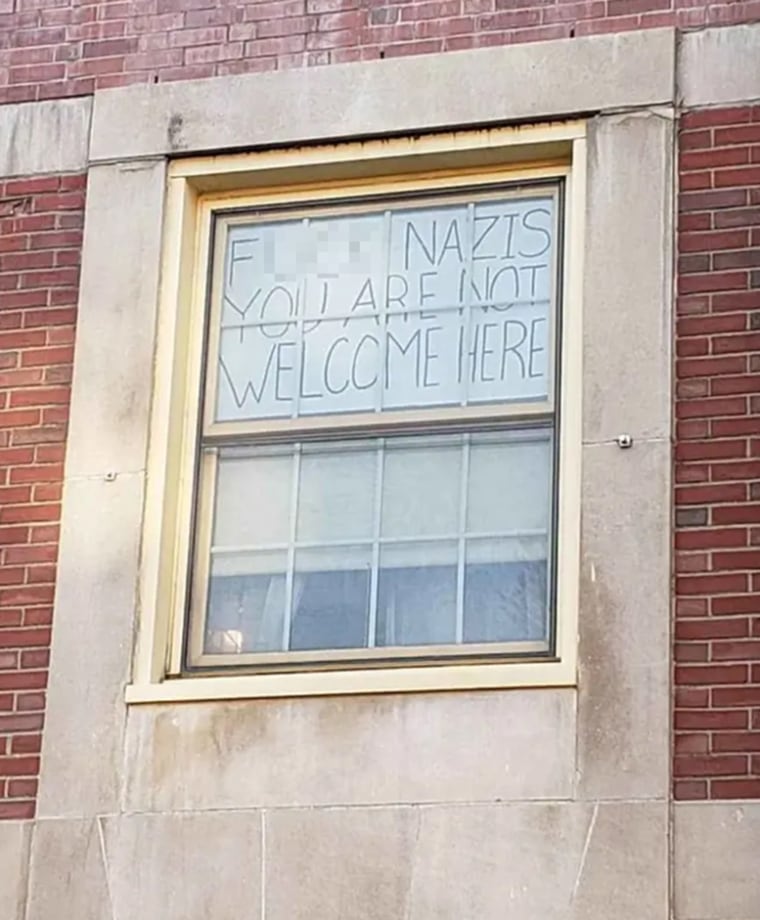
[615,434,633,449]
[206,630,244,654]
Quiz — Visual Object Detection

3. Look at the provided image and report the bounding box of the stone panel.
[26,819,110,920]
[124,689,575,812]
[675,802,760,920]
[583,111,673,445]
[265,801,667,920]
[89,30,675,162]
[0,98,91,178]
[64,159,167,479]
[679,24,760,108]
[37,473,143,818]
[102,811,262,920]
[576,439,671,800]
[0,822,30,920]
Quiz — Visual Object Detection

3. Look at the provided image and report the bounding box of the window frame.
[128,122,586,702]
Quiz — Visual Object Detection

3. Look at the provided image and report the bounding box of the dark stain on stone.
[167,113,187,151]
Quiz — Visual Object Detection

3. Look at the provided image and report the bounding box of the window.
[131,125,584,699]
[189,187,559,670]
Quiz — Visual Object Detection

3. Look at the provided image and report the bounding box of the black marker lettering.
[386,329,421,389]
[260,285,295,338]
[405,220,437,270]
[422,326,441,387]
[519,208,552,258]
[298,341,322,400]
[385,273,408,316]
[228,237,257,285]
[528,317,547,379]
[274,342,294,401]
[479,322,497,382]
[345,277,380,327]
[520,263,547,299]
[418,271,437,319]
[438,219,464,265]
[472,214,500,261]
[501,213,518,259]
[219,345,276,408]
[500,320,528,380]
[351,334,379,391]
[323,336,349,395]
[488,265,520,304]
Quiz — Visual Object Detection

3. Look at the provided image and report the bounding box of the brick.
[676,397,747,419]
[712,686,760,707]
[0,756,39,776]
[675,663,749,684]
[715,249,760,271]
[681,147,750,172]
[0,802,34,819]
[673,754,748,776]
[0,715,43,736]
[679,189,747,213]
[675,686,710,707]
[715,166,760,188]
[711,778,760,798]
[675,732,709,754]
[712,595,760,615]
[713,504,760,525]
[681,108,753,129]
[6,778,38,797]
[675,710,749,730]
[712,732,760,752]
[678,313,746,335]
[711,639,760,660]
[675,507,708,527]
[674,779,708,800]
[0,626,51,648]
[712,332,760,354]
[676,484,746,505]
[676,618,749,640]
[677,356,747,378]
[712,374,760,395]
[715,207,760,229]
[714,125,760,145]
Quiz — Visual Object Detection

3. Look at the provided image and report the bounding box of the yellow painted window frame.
[127,121,586,703]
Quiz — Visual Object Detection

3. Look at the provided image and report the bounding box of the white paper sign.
[215,194,555,422]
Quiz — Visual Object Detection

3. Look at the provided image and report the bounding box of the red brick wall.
[674,104,760,801]
[0,173,83,819]
[1,0,759,104]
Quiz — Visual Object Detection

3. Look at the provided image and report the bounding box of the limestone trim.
[0,97,92,179]
[87,29,676,164]
[130,123,585,699]
[674,801,760,920]
[678,24,760,109]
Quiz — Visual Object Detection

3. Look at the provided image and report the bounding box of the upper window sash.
[201,182,562,441]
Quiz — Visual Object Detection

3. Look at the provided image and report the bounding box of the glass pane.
[213,449,292,547]
[217,322,297,421]
[195,427,555,661]
[290,545,372,651]
[376,541,458,647]
[467,431,552,534]
[205,550,286,654]
[381,440,461,538]
[213,191,557,424]
[464,538,548,644]
[297,444,376,542]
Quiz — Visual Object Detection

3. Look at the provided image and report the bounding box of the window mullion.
[281,445,301,651]
[455,435,471,644]
[366,439,385,648]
